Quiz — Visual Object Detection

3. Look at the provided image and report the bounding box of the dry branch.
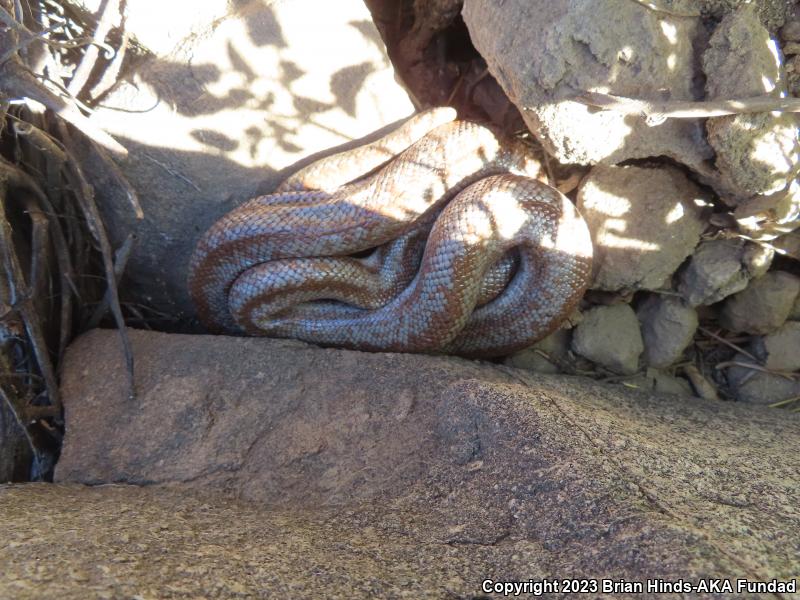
[573,91,800,123]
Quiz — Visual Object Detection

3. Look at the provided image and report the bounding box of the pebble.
[637,295,698,369]
[726,353,800,404]
[780,19,800,42]
[572,304,643,375]
[677,240,773,307]
[505,329,571,375]
[720,271,800,335]
[751,321,800,372]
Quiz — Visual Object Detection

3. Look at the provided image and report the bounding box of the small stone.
[650,370,694,397]
[637,295,698,369]
[781,19,800,42]
[577,165,706,293]
[774,231,800,264]
[627,369,694,398]
[678,239,773,307]
[783,41,800,54]
[572,304,643,375]
[726,353,800,404]
[720,271,800,334]
[505,329,571,374]
[752,321,800,371]
[734,180,800,240]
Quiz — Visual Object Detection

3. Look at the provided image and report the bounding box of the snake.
[187,108,593,357]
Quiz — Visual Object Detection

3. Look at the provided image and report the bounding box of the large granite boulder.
[6,328,790,597]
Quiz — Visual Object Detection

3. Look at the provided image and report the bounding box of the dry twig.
[572,91,800,124]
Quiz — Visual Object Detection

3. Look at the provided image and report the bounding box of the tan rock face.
[703,4,800,199]
[576,165,706,293]
[21,328,798,596]
[83,0,414,322]
[462,0,713,167]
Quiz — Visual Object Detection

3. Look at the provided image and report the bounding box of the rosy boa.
[188,108,593,357]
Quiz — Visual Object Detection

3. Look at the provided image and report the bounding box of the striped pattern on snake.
[187,108,592,357]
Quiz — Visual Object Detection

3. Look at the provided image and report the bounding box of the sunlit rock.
[703,4,800,199]
[462,0,714,167]
[576,165,706,293]
[734,180,800,240]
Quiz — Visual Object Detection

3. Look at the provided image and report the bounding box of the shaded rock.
[39,329,800,596]
[752,321,800,372]
[781,18,800,41]
[726,352,800,404]
[788,54,800,95]
[571,304,643,374]
[637,295,698,369]
[626,368,695,398]
[774,230,800,263]
[577,165,706,293]
[734,180,800,240]
[462,0,713,167]
[720,271,800,334]
[703,5,800,199]
[504,328,571,374]
[82,0,414,323]
[677,239,773,307]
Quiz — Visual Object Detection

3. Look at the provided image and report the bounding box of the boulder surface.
[14,328,792,597]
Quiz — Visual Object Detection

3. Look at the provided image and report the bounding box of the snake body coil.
[188,109,593,357]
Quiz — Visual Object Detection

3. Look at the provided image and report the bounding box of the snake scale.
[188,108,593,357]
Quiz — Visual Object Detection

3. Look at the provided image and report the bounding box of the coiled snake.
[188,108,593,357]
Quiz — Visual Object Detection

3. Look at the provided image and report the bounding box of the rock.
[706,113,800,200]
[649,370,695,397]
[720,271,800,334]
[571,304,643,374]
[703,5,800,199]
[677,239,773,307]
[734,180,800,240]
[30,328,800,596]
[726,353,800,404]
[752,321,800,372]
[462,0,714,168]
[626,368,695,398]
[82,0,415,323]
[774,231,800,263]
[504,328,571,374]
[782,19,800,41]
[696,0,798,30]
[576,165,706,293]
[637,295,698,369]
